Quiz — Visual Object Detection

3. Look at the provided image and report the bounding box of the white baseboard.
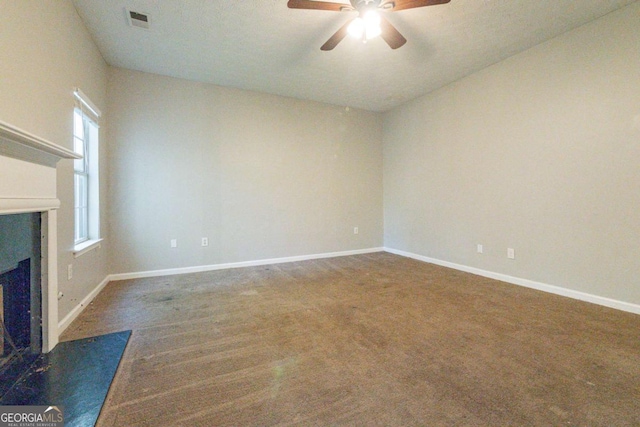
[110,247,385,282]
[58,274,111,333]
[384,247,640,315]
[61,247,637,335]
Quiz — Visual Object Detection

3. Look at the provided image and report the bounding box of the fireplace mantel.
[0,119,79,352]
[0,120,80,215]
[0,120,79,167]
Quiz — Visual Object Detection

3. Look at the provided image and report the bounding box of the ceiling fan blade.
[387,0,450,12]
[321,19,353,51]
[287,0,352,11]
[379,16,407,49]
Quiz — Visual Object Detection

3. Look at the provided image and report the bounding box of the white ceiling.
[72,0,636,112]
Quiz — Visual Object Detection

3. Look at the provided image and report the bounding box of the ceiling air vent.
[126,9,151,30]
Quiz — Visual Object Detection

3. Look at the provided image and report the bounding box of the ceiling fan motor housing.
[351,0,384,11]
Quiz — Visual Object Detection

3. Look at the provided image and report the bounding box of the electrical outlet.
[67,264,73,280]
[507,248,515,259]
[201,237,209,247]
[354,227,359,235]
[170,239,177,248]
[477,244,483,254]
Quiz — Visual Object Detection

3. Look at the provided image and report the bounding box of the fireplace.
[0,120,80,358]
[1,213,42,371]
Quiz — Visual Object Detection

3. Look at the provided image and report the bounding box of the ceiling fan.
[287,0,451,51]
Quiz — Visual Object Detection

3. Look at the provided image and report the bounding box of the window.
[73,89,101,255]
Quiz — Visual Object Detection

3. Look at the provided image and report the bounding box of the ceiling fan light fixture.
[348,17,365,38]
[364,11,382,39]
[348,11,381,42]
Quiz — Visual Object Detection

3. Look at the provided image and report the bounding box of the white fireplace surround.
[0,120,80,352]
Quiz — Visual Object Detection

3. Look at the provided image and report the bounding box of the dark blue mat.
[0,330,131,426]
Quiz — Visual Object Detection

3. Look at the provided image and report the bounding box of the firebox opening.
[0,212,42,387]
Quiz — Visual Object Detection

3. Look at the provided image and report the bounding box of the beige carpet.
[61,252,640,426]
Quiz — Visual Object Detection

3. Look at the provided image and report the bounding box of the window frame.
[73,108,90,245]
[72,89,102,257]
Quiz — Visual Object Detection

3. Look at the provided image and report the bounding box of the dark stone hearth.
[0,331,131,427]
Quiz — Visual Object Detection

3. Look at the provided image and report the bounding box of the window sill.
[73,238,103,258]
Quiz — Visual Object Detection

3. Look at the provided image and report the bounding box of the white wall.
[0,1,109,319]
[107,68,383,274]
[383,3,640,306]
